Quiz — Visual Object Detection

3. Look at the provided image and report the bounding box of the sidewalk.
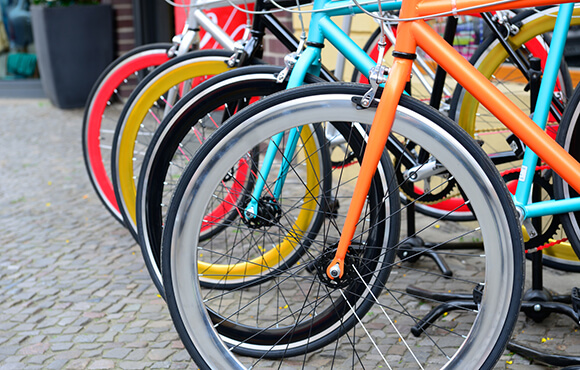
[0,98,578,369]
[0,99,194,369]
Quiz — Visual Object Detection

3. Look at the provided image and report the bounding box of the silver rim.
[167,92,517,369]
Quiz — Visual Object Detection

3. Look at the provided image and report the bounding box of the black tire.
[553,81,580,261]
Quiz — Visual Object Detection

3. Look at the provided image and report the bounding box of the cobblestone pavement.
[0,100,195,369]
[0,98,578,369]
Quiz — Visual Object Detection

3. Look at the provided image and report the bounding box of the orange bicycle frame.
[328,0,579,278]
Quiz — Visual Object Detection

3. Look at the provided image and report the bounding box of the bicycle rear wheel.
[162,83,524,369]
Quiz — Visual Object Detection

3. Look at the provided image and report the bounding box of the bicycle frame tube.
[514,3,575,218]
[414,4,580,191]
[244,0,401,215]
[164,5,237,116]
[328,0,580,278]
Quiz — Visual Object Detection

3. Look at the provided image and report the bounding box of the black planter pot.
[30,4,114,109]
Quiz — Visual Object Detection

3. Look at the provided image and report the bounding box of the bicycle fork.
[327,56,414,279]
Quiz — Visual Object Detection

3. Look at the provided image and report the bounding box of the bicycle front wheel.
[162,83,524,369]
[111,50,252,238]
[82,43,172,223]
[553,81,580,262]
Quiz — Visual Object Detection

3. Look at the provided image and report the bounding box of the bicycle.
[153,0,558,365]
[83,0,329,225]
[133,2,578,297]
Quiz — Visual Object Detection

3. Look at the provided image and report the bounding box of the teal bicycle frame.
[513,3,580,222]
[244,0,401,219]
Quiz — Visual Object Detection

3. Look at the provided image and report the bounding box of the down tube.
[245,48,320,215]
[412,20,580,194]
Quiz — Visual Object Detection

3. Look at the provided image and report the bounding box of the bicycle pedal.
[506,133,525,159]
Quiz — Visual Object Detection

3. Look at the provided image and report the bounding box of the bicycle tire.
[553,81,580,261]
[136,65,325,296]
[162,83,524,369]
[111,49,260,239]
[82,43,172,223]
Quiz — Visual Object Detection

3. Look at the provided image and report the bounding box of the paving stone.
[83,350,103,358]
[27,354,52,365]
[0,363,26,370]
[1,356,24,364]
[41,327,64,335]
[88,359,115,369]
[62,326,83,335]
[118,361,153,370]
[53,350,84,361]
[125,349,148,361]
[147,349,174,362]
[76,343,101,350]
[50,343,74,352]
[171,350,191,362]
[74,334,99,343]
[46,359,70,369]
[126,341,148,348]
[151,362,172,369]
[17,342,49,355]
[150,341,170,349]
[102,347,132,359]
[36,318,59,330]
[66,358,91,369]
[118,334,138,343]
[96,332,117,343]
